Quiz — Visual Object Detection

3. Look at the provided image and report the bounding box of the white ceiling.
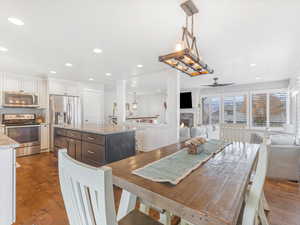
[0,0,298,90]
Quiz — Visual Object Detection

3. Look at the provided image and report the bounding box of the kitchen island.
[0,134,19,225]
[53,125,136,167]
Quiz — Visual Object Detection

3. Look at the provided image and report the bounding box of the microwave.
[2,91,39,108]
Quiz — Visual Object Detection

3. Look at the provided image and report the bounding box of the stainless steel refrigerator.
[49,95,81,150]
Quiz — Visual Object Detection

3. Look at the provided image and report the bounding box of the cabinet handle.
[87,150,95,154]
[87,137,95,140]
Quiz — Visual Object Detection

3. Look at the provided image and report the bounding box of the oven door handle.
[5,125,41,128]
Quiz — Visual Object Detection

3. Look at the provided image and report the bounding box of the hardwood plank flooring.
[14,153,300,225]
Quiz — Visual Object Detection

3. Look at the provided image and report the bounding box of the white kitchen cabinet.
[66,85,79,96]
[48,78,79,96]
[38,79,48,109]
[0,126,5,134]
[0,74,3,106]
[48,80,66,95]
[40,124,49,151]
[20,78,38,93]
[2,75,21,92]
[0,145,16,225]
[2,74,38,93]
[82,89,104,125]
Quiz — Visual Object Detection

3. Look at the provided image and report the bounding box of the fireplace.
[180,113,194,127]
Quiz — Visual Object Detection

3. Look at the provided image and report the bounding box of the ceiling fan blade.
[200,84,218,87]
[201,83,234,88]
[216,82,235,86]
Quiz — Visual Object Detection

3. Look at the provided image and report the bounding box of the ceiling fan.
[201,77,234,87]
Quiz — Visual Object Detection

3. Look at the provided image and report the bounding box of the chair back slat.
[60,171,82,225]
[59,149,118,225]
[90,190,103,225]
[79,184,95,225]
[242,142,269,225]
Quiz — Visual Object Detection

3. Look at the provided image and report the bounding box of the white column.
[166,72,180,143]
[116,80,126,124]
[296,77,300,137]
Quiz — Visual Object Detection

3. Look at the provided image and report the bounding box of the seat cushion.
[119,209,163,225]
[270,134,295,145]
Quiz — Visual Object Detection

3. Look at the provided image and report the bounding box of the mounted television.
[180,92,192,109]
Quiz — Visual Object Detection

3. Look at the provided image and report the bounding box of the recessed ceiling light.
[256,76,262,80]
[137,64,143,68]
[93,48,102,54]
[49,71,57,74]
[8,17,24,26]
[105,73,111,76]
[0,46,8,52]
[65,63,73,67]
[89,78,94,81]
[250,63,256,67]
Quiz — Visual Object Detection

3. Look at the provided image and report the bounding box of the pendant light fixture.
[159,0,214,77]
[132,92,138,110]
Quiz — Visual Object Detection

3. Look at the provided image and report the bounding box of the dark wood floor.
[14,153,300,225]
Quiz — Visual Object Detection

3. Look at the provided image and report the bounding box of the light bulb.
[175,41,184,52]
[132,102,138,110]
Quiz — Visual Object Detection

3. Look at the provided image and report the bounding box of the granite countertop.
[53,124,138,135]
[0,133,19,150]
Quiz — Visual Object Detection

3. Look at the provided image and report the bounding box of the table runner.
[132,139,231,185]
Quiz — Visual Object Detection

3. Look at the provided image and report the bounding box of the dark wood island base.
[53,127,136,167]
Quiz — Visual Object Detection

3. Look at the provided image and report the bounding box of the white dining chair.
[58,149,163,225]
[181,142,270,225]
[240,142,270,225]
[220,123,249,143]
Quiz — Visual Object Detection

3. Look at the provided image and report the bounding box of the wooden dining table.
[107,142,260,225]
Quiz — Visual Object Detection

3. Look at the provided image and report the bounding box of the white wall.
[104,91,167,123]
[133,93,166,120]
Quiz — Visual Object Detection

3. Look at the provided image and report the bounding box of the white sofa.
[267,144,300,181]
[250,132,300,182]
[267,134,300,182]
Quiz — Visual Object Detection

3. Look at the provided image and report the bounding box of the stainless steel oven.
[3,91,39,108]
[3,114,41,157]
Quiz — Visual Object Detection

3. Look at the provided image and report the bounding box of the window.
[223,95,247,124]
[201,91,288,128]
[202,97,209,125]
[252,93,267,127]
[224,97,234,123]
[201,97,220,125]
[211,97,220,124]
[251,91,288,128]
[270,92,287,127]
[235,95,247,124]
